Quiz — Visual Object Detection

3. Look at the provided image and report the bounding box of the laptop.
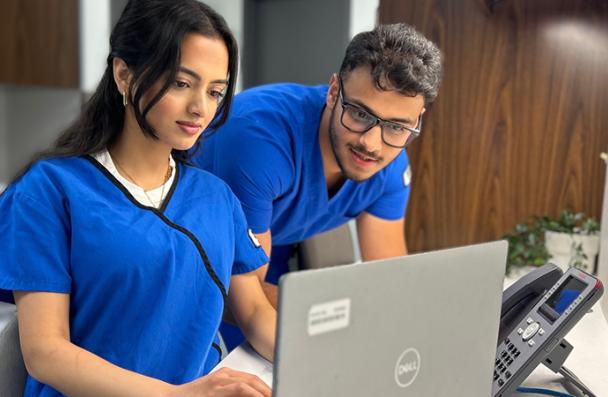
[271,240,507,397]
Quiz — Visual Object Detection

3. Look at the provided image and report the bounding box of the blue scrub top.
[194,83,411,351]
[0,156,268,396]
[195,83,411,247]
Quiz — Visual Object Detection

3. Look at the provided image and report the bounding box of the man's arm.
[356,212,408,261]
[254,213,407,307]
[252,230,279,309]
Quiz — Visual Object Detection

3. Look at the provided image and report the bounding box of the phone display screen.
[545,276,587,315]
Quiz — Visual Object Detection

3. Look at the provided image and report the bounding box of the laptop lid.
[273,240,507,397]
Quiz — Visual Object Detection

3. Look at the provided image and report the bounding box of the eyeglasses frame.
[336,75,422,149]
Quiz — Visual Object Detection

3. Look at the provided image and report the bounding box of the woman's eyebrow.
[178,66,228,85]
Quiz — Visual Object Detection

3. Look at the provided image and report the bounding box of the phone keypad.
[494,315,548,391]
[494,338,521,387]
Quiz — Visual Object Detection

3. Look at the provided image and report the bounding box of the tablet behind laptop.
[273,241,507,397]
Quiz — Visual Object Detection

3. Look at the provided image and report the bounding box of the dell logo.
[395,348,421,388]
[398,361,418,375]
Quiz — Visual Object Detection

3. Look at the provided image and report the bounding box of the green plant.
[536,211,599,235]
[503,219,550,275]
[569,243,588,270]
[502,210,599,274]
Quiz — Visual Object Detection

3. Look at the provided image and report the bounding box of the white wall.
[202,0,244,91]
[349,0,379,38]
[80,0,111,93]
[204,0,243,43]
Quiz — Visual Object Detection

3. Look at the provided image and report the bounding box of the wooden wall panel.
[0,0,79,88]
[379,0,608,252]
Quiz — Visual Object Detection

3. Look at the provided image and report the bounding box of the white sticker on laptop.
[307,298,351,336]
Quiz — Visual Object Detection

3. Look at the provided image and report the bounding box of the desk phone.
[493,265,603,397]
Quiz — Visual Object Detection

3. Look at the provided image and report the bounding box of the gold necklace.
[112,155,172,208]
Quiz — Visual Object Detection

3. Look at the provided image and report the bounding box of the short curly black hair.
[339,23,442,104]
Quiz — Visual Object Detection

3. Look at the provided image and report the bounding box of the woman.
[0,0,274,396]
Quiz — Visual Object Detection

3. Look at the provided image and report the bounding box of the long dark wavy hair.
[11,0,237,183]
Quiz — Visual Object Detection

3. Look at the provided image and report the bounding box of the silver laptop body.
[273,241,507,397]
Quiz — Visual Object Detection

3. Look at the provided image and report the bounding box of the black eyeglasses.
[337,76,422,148]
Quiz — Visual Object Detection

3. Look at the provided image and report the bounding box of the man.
[194,23,442,349]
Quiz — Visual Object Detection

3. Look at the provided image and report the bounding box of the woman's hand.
[168,367,271,397]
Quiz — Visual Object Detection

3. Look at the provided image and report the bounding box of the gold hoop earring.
[122,91,128,107]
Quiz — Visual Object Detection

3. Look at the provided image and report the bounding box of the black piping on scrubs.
[212,342,223,363]
[84,156,228,302]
